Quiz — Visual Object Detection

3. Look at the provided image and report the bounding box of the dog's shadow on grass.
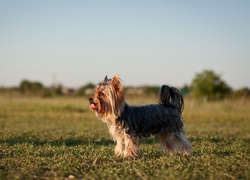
[2,135,229,147]
[0,135,157,147]
[0,137,114,147]
[2,136,239,157]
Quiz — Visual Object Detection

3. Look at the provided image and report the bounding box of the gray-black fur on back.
[117,85,185,138]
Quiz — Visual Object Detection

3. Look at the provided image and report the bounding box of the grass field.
[0,95,249,179]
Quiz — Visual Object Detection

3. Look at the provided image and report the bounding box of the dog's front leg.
[123,134,139,158]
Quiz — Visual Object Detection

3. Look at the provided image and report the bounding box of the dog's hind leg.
[155,131,176,155]
[155,131,192,156]
[173,132,192,156]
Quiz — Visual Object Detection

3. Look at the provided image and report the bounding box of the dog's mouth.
[89,98,98,111]
[90,103,98,111]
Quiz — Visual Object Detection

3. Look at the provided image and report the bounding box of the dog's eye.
[98,92,105,97]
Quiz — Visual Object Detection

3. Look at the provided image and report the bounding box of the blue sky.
[0,1,249,89]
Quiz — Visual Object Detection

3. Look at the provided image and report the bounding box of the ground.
[0,96,249,179]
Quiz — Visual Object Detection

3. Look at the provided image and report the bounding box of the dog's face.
[89,75,124,120]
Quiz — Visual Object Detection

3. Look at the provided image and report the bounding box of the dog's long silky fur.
[89,75,192,158]
[117,85,184,138]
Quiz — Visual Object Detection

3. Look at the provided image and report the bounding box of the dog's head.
[89,75,124,121]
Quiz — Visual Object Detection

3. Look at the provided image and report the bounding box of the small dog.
[89,75,192,158]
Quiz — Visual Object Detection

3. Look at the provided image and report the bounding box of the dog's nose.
[89,97,93,103]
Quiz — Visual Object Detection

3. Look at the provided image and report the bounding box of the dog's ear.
[104,75,108,82]
[111,74,123,91]
[112,74,119,82]
[111,75,124,114]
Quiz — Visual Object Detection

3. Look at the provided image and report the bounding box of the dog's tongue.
[90,104,97,110]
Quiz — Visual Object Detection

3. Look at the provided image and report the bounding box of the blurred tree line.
[0,69,249,100]
[189,70,249,101]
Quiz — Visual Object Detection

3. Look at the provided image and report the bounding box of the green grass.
[0,96,249,179]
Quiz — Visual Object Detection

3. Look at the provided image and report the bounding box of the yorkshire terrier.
[89,75,192,158]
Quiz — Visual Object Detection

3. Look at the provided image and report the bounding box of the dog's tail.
[158,85,184,113]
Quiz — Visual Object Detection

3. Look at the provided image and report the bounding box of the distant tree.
[190,70,231,100]
[20,80,32,93]
[31,82,43,93]
[180,85,190,96]
[19,80,45,95]
[78,83,95,96]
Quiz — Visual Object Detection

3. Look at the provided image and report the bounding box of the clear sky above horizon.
[1,1,249,89]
